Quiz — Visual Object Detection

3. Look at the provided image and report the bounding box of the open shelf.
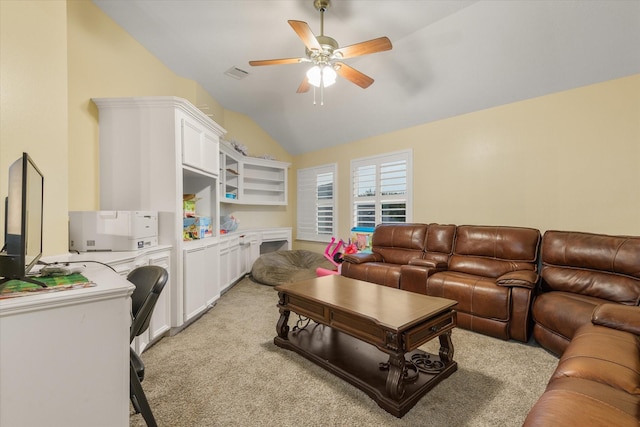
[219,142,289,205]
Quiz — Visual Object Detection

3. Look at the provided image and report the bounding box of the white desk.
[0,264,134,427]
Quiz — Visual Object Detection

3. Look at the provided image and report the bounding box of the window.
[351,150,412,227]
[297,164,337,242]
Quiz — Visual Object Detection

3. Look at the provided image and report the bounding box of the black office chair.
[128,265,169,427]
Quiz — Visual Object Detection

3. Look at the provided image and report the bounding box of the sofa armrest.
[408,258,448,269]
[592,303,640,335]
[496,270,538,289]
[342,252,382,264]
[400,264,445,294]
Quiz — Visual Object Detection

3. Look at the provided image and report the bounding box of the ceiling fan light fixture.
[307,65,336,88]
[248,0,392,97]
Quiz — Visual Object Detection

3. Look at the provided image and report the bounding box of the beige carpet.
[130,276,558,427]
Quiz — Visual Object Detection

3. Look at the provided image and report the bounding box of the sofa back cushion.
[540,230,640,305]
[424,223,456,264]
[449,225,541,278]
[372,223,428,265]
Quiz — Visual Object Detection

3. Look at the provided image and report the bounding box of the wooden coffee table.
[274,275,458,417]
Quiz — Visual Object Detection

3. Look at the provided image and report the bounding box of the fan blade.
[334,36,392,59]
[296,77,310,93]
[335,62,374,89]
[288,20,322,51]
[249,57,306,66]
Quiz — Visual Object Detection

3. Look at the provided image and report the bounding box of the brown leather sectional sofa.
[342,224,640,425]
[342,223,541,342]
[524,303,640,427]
[532,230,640,355]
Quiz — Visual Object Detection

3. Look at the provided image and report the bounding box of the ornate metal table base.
[275,310,457,418]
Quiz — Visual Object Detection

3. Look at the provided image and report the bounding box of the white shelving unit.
[219,142,290,205]
[93,96,226,330]
[220,144,241,202]
[53,246,173,354]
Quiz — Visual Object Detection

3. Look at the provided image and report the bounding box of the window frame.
[296,163,338,243]
[350,149,413,228]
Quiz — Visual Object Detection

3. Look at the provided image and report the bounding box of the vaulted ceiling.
[92,0,640,155]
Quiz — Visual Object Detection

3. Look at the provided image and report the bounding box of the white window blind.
[351,150,412,227]
[297,164,337,242]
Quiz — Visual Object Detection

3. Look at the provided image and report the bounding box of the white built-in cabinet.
[60,246,173,354]
[220,234,243,293]
[183,239,220,320]
[0,265,133,427]
[220,142,290,205]
[93,96,225,330]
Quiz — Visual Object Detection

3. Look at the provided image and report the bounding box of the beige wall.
[294,74,640,252]
[67,0,216,210]
[0,0,69,256]
[66,0,292,228]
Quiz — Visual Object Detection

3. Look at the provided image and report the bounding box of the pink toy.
[315,267,338,277]
[315,237,346,276]
[344,242,358,255]
[324,237,345,268]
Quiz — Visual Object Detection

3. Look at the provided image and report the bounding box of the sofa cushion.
[551,323,640,395]
[532,291,604,342]
[541,266,640,305]
[523,377,640,427]
[449,225,540,277]
[371,223,428,265]
[426,271,510,321]
[423,223,456,264]
[340,262,402,288]
[540,230,640,304]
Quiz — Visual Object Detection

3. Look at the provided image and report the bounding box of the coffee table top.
[275,275,457,331]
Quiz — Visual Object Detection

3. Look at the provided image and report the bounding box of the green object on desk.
[0,273,93,297]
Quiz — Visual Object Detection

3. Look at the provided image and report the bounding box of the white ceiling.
[92,0,640,155]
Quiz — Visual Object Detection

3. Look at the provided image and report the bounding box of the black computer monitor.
[0,152,45,288]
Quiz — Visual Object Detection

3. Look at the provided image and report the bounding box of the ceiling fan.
[249,0,392,96]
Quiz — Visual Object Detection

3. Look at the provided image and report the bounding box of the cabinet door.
[203,242,220,305]
[229,243,240,284]
[202,132,219,176]
[183,247,207,322]
[240,243,249,276]
[182,118,219,175]
[148,252,171,342]
[219,245,229,292]
[182,119,204,170]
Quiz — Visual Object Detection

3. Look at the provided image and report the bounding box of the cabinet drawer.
[262,230,290,242]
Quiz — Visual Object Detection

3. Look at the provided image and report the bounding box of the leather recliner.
[531,230,640,356]
[420,225,541,342]
[341,223,444,288]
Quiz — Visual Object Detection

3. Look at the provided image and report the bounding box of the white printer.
[69,211,158,252]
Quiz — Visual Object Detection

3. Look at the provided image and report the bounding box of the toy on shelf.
[316,237,358,277]
[220,215,239,234]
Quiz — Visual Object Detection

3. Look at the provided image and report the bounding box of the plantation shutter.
[351,150,412,227]
[297,164,337,242]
